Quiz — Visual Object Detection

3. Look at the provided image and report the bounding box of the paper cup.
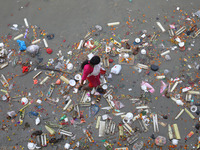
[21,97,28,105]
[27,142,36,150]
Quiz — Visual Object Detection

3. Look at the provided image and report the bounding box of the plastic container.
[111,64,122,74]
[7,111,16,118]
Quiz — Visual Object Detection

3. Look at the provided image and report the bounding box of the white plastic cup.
[21,97,28,105]
[27,142,36,150]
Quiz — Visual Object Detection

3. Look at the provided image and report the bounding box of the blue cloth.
[17,40,26,51]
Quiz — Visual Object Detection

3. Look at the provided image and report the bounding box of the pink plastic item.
[141,81,155,93]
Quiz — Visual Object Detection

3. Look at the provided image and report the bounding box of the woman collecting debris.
[78,55,105,92]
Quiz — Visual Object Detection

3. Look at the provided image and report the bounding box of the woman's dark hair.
[81,56,100,70]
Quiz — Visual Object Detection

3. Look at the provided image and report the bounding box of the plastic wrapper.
[155,136,166,146]
[84,39,95,49]
[90,104,99,116]
[0,49,7,58]
[141,81,155,93]
[160,80,167,94]
[26,45,39,54]
[55,62,65,70]
[113,100,124,110]
[17,40,26,51]
[132,141,143,150]
[194,10,200,18]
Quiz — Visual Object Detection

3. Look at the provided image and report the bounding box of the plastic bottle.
[59,115,67,121]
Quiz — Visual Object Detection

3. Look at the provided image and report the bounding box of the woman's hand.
[76,83,83,90]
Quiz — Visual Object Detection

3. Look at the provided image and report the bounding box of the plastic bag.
[55,62,65,70]
[155,136,166,146]
[113,100,124,110]
[26,45,39,54]
[141,81,155,93]
[194,10,200,18]
[111,64,122,74]
[17,40,26,51]
[160,80,167,94]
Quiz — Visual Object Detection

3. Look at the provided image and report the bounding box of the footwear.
[96,95,101,103]
[96,87,106,94]
[83,86,93,91]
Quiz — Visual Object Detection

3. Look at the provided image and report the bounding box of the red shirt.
[82,64,100,87]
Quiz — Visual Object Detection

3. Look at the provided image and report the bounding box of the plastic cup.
[21,97,28,105]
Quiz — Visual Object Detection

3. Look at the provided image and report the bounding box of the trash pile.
[0,8,200,150]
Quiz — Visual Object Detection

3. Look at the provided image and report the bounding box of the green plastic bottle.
[59,115,66,121]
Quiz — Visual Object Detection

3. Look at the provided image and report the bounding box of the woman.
[78,56,104,91]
